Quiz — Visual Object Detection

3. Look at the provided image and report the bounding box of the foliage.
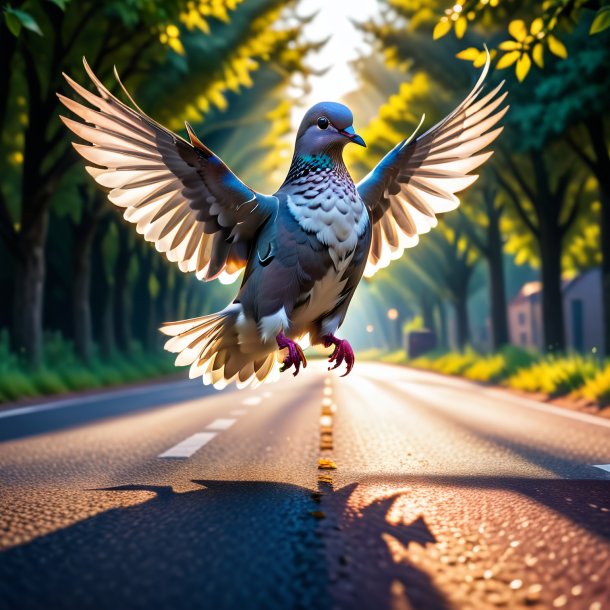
[407,344,605,401]
[411,348,480,375]
[506,354,599,396]
[0,330,175,404]
[386,0,609,81]
[578,363,610,406]
[462,345,538,382]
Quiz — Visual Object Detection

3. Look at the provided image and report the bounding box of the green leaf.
[47,0,70,10]
[5,8,43,36]
[590,7,610,35]
[4,11,22,36]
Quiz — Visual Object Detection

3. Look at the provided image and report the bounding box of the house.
[508,281,543,350]
[563,268,604,355]
[508,268,605,355]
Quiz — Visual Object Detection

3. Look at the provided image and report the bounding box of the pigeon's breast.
[286,170,369,263]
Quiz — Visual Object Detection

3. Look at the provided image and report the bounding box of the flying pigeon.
[58,54,507,389]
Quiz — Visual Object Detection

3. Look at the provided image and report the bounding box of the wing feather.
[357,51,507,277]
[59,59,277,282]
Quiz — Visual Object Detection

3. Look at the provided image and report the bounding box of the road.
[0,361,609,610]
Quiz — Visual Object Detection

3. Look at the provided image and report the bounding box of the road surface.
[0,361,609,610]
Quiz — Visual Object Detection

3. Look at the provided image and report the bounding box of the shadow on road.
[1,475,607,610]
[0,478,451,610]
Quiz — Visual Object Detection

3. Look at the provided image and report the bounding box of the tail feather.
[160,305,281,389]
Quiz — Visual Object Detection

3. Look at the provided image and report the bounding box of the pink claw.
[323,334,355,377]
[276,331,307,376]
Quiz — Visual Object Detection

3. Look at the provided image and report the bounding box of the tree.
[458,179,509,349]
[0,0,312,365]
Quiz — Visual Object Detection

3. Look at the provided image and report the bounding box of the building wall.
[563,268,604,356]
[508,298,543,350]
[508,268,604,356]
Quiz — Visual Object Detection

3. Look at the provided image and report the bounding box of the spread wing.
[357,53,508,278]
[58,59,277,284]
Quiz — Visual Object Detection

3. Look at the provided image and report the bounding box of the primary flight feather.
[59,53,507,389]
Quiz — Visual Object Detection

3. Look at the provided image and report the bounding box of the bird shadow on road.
[0,478,450,610]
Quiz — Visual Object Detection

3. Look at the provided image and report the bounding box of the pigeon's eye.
[317,116,329,130]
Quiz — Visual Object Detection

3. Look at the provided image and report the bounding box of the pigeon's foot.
[323,334,355,377]
[276,332,307,376]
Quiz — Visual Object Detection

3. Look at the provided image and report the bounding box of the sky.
[290,0,379,127]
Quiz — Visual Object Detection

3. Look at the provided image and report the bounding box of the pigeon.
[58,53,507,389]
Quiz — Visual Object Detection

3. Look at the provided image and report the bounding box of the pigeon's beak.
[340,125,366,147]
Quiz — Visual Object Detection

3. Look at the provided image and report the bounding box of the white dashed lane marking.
[242,396,262,406]
[157,388,269,460]
[206,418,236,431]
[158,432,217,459]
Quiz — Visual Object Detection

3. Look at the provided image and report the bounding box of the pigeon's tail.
[160,304,281,390]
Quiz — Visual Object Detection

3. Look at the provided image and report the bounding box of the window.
[518,312,526,325]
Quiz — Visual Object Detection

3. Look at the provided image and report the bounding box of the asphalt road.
[0,361,609,610]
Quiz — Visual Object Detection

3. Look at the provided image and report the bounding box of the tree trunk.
[420,294,435,331]
[539,223,565,352]
[454,294,470,352]
[436,300,448,349]
[101,284,116,359]
[600,184,610,357]
[72,225,98,362]
[486,212,509,350]
[584,117,610,357]
[12,211,49,367]
[114,229,133,352]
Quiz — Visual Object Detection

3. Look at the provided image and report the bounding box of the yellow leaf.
[473,51,488,67]
[532,43,544,68]
[499,40,520,51]
[454,16,467,39]
[508,19,527,41]
[516,53,531,81]
[433,19,451,40]
[168,37,185,55]
[547,35,567,58]
[456,47,480,61]
[496,51,520,70]
[530,18,543,36]
[166,24,180,38]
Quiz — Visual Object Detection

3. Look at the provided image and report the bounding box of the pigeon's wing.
[357,53,507,278]
[58,59,278,284]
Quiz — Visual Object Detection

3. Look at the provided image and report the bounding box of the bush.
[412,349,480,375]
[0,332,176,404]
[505,355,599,397]
[463,346,538,383]
[578,364,610,406]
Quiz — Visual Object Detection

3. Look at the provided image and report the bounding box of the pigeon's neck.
[281,152,350,188]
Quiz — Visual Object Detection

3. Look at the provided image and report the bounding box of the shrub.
[463,346,538,383]
[0,331,177,404]
[506,355,599,397]
[578,364,610,406]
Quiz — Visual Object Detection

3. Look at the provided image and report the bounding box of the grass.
[0,330,176,404]
[505,355,599,397]
[403,341,608,406]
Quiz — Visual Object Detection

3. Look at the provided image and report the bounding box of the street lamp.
[387,308,399,321]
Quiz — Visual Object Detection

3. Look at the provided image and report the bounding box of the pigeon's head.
[294,102,366,156]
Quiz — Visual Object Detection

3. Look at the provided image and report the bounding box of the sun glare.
[290,0,379,130]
